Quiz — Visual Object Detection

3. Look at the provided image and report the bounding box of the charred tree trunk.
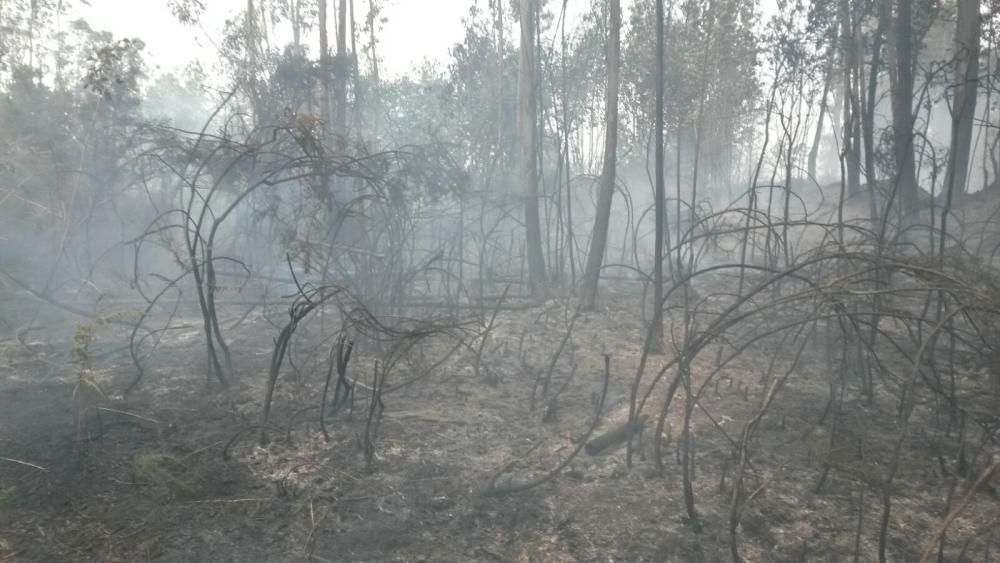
[651,0,666,354]
[809,42,835,181]
[495,0,505,164]
[245,0,261,118]
[945,0,981,195]
[319,0,332,143]
[350,0,362,135]
[366,0,381,138]
[892,0,919,217]
[863,0,888,221]
[291,0,302,51]
[840,0,862,194]
[560,0,576,285]
[581,0,621,310]
[335,0,349,149]
[518,0,547,299]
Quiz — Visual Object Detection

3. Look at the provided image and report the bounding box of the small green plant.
[0,485,14,509]
[130,452,197,499]
[71,321,96,370]
[71,320,111,441]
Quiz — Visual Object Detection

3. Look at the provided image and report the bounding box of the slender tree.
[892,0,919,216]
[319,0,332,139]
[518,0,547,299]
[862,0,889,220]
[335,0,349,148]
[945,0,981,195]
[808,42,835,181]
[560,0,576,284]
[245,0,261,117]
[495,0,505,160]
[365,0,381,138]
[651,0,665,353]
[291,0,302,51]
[581,0,621,309]
[840,0,861,194]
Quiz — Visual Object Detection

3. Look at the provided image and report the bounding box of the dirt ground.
[1,281,998,562]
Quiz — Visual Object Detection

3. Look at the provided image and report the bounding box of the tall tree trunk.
[535,2,551,274]
[259,0,270,50]
[495,0,505,164]
[317,0,335,220]
[246,0,261,117]
[291,0,301,51]
[809,43,835,181]
[350,0,362,135]
[945,0,981,195]
[319,0,332,139]
[850,61,863,192]
[560,0,576,285]
[651,0,666,354]
[366,0,381,139]
[581,0,621,310]
[518,0,547,299]
[863,0,889,220]
[840,0,861,193]
[335,0,349,148]
[892,0,919,217]
[28,0,36,77]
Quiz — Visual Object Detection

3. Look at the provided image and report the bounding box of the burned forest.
[2,0,1000,560]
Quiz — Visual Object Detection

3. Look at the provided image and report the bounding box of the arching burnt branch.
[260,255,474,445]
[481,354,610,497]
[260,282,345,444]
[918,458,1000,563]
[124,271,187,398]
[617,229,1000,555]
[320,334,354,440]
[361,360,385,471]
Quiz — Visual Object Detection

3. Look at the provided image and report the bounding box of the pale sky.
[72,0,495,79]
[72,1,772,80]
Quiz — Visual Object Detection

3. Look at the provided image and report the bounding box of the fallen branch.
[0,456,48,472]
[585,414,648,455]
[918,459,1000,563]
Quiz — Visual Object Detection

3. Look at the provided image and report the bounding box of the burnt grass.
[1,287,998,562]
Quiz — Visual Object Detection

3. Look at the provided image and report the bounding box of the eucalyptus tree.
[893,0,919,217]
[580,0,621,309]
[0,0,72,84]
[838,0,862,194]
[333,0,349,148]
[1,24,151,295]
[944,0,981,195]
[518,0,548,299]
[361,0,384,139]
[861,0,889,220]
[319,0,332,140]
[622,0,759,202]
[651,0,666,353]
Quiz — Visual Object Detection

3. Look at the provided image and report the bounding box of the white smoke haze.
[1,1,999,561]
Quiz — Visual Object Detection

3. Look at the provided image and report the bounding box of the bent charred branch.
[482,354,610,497]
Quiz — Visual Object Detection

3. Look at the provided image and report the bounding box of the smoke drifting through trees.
[1,0,1000,560]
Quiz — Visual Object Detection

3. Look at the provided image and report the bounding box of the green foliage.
[623,0,759,134]
[167,0,207,25]
[83,38,146,102]
[618,0,759,184]
[444,5,519,162]
[143,63,210,129]
[72,321,97,370]
[0,12,153,283]
[130,452,197,499]
[0,484,13,509]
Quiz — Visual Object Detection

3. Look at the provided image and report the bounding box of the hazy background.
[73,0,599,79]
